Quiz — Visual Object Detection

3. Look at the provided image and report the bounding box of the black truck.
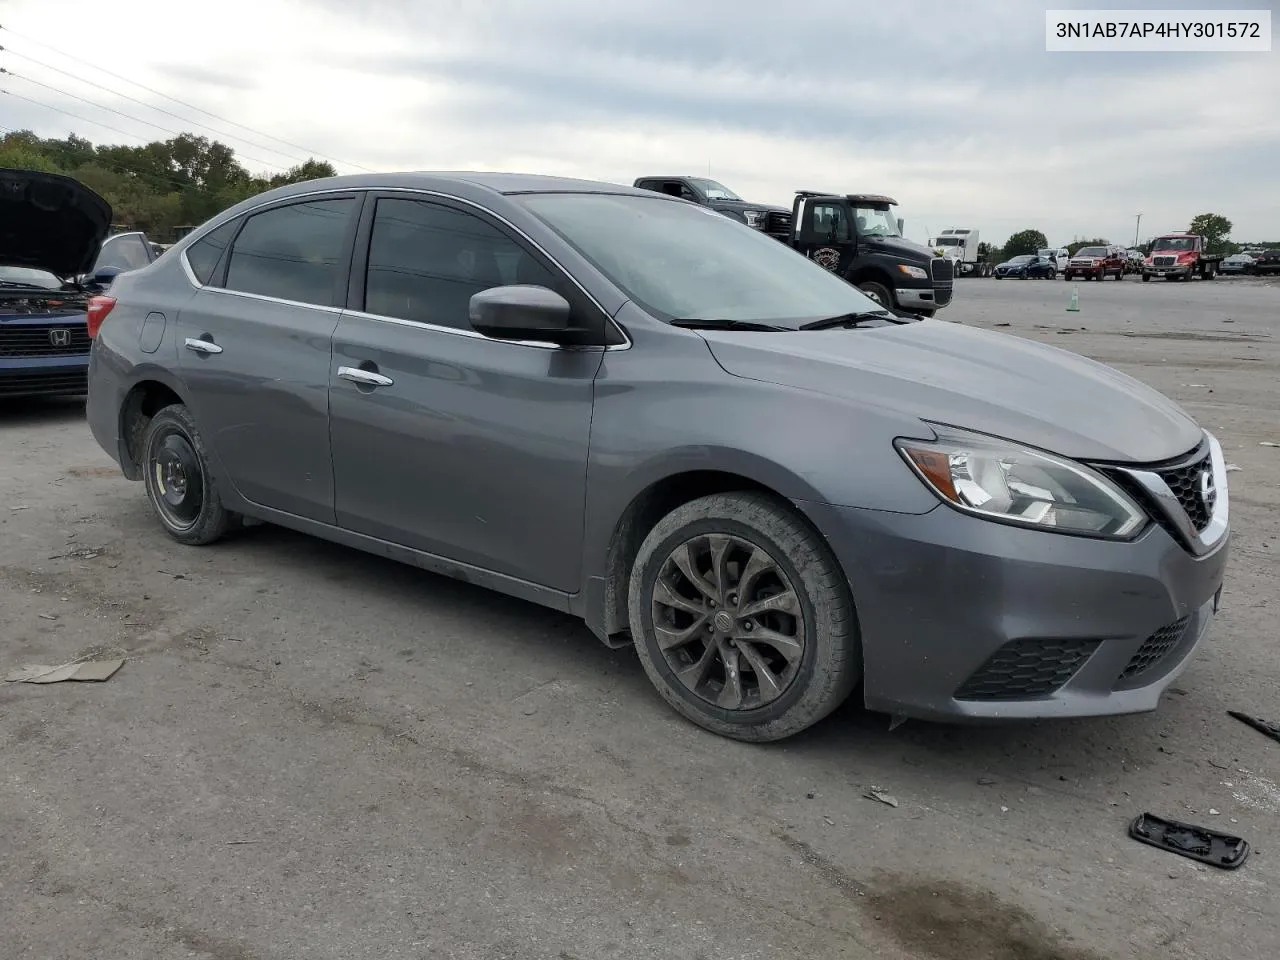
[632,175,793,242]
[785,191,953,317]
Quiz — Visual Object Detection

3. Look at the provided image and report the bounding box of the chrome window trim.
[178,185,632,351]
[341,308,581,352]
[1113,430,1229,556]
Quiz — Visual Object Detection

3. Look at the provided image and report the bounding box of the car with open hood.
[0,168,114,398]
[85,172,1229,742]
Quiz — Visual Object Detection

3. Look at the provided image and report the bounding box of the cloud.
[2,0,1277,243]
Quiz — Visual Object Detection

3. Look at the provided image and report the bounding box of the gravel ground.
[2,273,1277,960]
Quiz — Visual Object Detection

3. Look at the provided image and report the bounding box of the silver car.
[85,173,1229,742]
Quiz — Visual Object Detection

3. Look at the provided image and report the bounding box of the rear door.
[174,193,362,522]
[327,193,605,591]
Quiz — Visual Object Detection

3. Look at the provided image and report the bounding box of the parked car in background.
[94,230,159,277]
[633,175,792,242]
[1064,245,1126,281]
[1,169,113,398]
[1037,247,1070,276]
[1251,249,1280,274]
[994,254,1056,279]
[1220,253,1256,275]
[1125,249,1146,273]
[85,171,1229,743]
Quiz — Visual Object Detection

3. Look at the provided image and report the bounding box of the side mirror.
[469,285,585,346]
[89,265,122,289]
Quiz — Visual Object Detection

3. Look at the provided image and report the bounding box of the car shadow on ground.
[0,396,86,426]
[224,520,1184,788]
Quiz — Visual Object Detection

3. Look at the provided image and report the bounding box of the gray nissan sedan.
[84,172,1229,742]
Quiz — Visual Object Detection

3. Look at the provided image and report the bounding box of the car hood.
[860,234,938,262]
[701,321,1202,464]
[708,198,791,215]
[0,169,113,279]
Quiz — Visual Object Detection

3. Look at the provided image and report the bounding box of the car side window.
[811,203,849,242]
[95,234,152,272]
[363,197,559,331]
[222,198,356,306]
[184,219,239,285]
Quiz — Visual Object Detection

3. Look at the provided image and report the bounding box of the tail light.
[86,295,117,338]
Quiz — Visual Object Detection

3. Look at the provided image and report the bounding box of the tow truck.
[788,191,953,317]
[1142,232,1223,282]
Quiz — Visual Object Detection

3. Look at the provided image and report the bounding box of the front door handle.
[337,366,394,387]
[184,337,223,355]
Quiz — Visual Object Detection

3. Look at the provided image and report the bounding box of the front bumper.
[896,285,952,311]
[798,497,1228,722]
[0,354,90,397]
[1145,264,1192,276]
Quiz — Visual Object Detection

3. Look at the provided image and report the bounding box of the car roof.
[257,171,656,200]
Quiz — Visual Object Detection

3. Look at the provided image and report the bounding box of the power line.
[0,24,373,173]
[1,85,156,147]
[1,68,291,172]
[1,45,314,168]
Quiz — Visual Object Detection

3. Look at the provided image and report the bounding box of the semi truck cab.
[790,192,953,317]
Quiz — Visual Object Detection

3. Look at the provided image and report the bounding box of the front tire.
[856,280,894,311]
[628,492,859,742]
[142,404,235,545]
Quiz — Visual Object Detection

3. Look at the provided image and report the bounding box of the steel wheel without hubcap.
[150,431,204,532]
[650,533,805,710]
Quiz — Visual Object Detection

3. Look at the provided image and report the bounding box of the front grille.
[955,638,1100,701]
[1116,617,1191,686]
[764,211,792,238]
[1153,256,1177,267]
[0,370,88,396]
[0,324,91,358]
[930,258,954,283]
[1155,451,1215,531]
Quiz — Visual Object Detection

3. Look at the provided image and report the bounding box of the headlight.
[896,427,1146,539]
[896,264,928,279]
[743,210,765,228]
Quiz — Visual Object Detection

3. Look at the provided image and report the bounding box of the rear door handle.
[184,337,223,355]
[337,366,393,387]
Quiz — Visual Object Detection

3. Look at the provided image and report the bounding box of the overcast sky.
[3,0,1278,246]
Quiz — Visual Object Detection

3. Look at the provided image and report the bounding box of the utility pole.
[1134,213,1142,247]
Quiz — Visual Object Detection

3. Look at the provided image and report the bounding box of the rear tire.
[628,492,860,742]
[141,404,235,546]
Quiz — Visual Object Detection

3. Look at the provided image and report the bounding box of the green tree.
[1189,213,1233,254]
[1002,229,1048,258]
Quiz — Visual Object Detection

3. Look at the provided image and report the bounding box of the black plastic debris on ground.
[1128,813,1250,870]
[1228,710,1280,745]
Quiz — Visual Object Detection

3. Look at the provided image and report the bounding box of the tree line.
[0,130,337,241]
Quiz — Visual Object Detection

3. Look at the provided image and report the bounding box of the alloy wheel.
[650,533,806,710]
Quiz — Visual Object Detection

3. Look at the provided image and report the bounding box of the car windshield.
[1009,255,1035,264]
[1075,246,1107,258]
[935,237,965,247]
[518,193,882,327]
[854,205,901,237]
[0,265,63,289]
[1037,249,1055,259]
[1151,237,1195,252]
[687,178,741,202]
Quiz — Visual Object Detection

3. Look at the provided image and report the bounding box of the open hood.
[0,169,113,279]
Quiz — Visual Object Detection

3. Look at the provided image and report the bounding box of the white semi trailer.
[931,228,991,277]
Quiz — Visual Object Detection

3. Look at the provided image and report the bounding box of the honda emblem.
[49,328,71,347]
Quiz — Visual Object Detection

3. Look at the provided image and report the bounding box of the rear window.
[222,198,356,306]
[184,219,239,285]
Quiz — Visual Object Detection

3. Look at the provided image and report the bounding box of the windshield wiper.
[800,310,897,330]
[670,318,788,332]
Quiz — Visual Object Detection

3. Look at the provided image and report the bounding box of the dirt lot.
[3,273,1278,960]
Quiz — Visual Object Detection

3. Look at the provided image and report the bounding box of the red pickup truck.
[1063,244,1126,281]
[1142,233,1223,282]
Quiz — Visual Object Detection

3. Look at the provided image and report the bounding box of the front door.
[175,194,361,522]
[328,194,604,592]
[794,198,855,275]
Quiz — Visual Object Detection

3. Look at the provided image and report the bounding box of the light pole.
[1134,213,1142,247]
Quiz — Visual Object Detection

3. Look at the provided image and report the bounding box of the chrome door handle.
[337,366,393,387]
[184,337,223,355]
